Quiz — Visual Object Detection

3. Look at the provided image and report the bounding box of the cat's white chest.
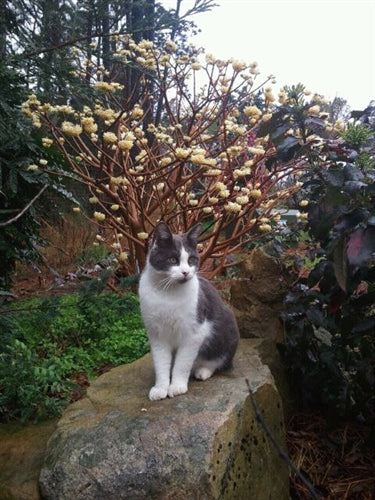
[139,270,199,344]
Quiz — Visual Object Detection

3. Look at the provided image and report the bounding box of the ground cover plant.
[0,283,148,422]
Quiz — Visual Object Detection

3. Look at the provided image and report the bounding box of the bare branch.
[0,185,48,227]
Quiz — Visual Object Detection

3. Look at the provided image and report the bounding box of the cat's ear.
[152,221,173,246]
[186,223,202,245]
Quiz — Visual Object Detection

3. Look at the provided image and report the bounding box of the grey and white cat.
[139,221,239,401]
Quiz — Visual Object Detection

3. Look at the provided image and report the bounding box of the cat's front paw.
[168,382,188,398]
[149,386,168,401]
[194,366,213,381]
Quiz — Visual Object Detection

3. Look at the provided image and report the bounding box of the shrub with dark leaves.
[280,123,375,422]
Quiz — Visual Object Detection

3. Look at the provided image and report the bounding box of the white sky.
[174,0,375,110]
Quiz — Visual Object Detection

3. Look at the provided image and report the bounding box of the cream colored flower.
[249,189,262,199]
[119,252,128,262]
[296,212,308,220]
[259,224,272,232]
[42,138,53,148]
[111,204,120,211]
[131,105,144,119]
[175,148,191,159]
[244,105,262,118]
[103,132,117,144]
[190,154,207,165]
[159,157,172,167]
[206,168,221,176]
[165,40,178,52]
[95,107,115,121]
[118,140,133,150]
[308,105,320,116]
[219,189,230,199]
[236,195,249,205]
[137,232,149,240]
[215,181,226,192]
[39,159,48,166]
[93,211,106,221]
[89,196,99,204]
[299,200,309,207]
[81,117,98,134]
[72,206,81,213]
[231,60,247,71]
[95,81,115,92]
[225,202,242,213]
[61,121,82,136]
[27,164,38,171]
[278,90,287,104]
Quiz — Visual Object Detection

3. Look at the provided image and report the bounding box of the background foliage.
[0,286,148,422]
[280,116,375,421]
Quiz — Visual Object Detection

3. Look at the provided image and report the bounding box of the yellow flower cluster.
[81,117,98,134]
[225,201,242,213]
[244,105,262,125]
[94,81,124,92]
[103,132,118,144]
[93,211,105,221]
[42,137,53,148]
[61,121,82,137]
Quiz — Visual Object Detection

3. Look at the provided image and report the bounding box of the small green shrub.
[0,289,148,422]
[340,123,373,151]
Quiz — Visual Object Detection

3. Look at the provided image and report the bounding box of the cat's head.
[147,222,201,286]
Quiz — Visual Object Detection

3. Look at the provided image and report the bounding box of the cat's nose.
[182,271,189,277]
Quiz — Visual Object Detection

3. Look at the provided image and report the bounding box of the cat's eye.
[169,257,178,264]
[188,256,197,265]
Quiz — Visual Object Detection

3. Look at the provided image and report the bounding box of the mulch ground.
[287,412,375,499]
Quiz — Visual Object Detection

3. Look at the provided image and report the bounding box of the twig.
[0,185,48,227]
[245,379,322,499]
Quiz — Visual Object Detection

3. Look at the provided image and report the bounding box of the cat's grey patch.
[196,277,239,369]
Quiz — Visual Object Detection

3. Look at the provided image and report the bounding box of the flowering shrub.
[23,41,320,277]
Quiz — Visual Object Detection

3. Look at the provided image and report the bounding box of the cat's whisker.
[158,276,174,291]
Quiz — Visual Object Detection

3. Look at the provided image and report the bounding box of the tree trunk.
[0,0,7,58]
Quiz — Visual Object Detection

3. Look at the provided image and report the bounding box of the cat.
[139,221,239,401]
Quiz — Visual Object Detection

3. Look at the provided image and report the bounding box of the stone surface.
[230,248,287,342]
[39,339,289,500]
[0,420,57,499]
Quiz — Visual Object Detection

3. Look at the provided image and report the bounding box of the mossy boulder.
[39,339,289,499]
[0,420,56,499]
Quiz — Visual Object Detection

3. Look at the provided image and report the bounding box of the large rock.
[0,420,56,499]
[231,248,287,342]
[39,339,288,500]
